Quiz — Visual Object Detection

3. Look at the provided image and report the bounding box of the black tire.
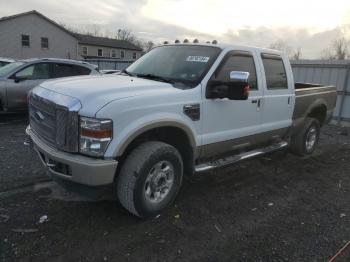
[117,141,183,218]
[290,117,320,156]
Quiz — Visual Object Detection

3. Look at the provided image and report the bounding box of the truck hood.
[39,74,175,114]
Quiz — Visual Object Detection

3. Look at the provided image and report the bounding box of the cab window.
[261,55,288,89]
[214,54,258,90]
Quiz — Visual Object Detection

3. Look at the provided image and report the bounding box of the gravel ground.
[0,114,47,192]
[0,116,349,262]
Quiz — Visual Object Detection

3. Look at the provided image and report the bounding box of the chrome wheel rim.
[144,160,175,204]
[305,126,317,151]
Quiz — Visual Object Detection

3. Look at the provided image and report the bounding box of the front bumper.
[26,126,118,186]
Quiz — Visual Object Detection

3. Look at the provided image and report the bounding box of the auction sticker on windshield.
[186,56,210,63]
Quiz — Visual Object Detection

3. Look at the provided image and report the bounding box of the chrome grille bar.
[29,86,81,152]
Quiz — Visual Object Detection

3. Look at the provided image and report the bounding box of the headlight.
[79,116,113,157]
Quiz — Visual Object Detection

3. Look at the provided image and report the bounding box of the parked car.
[100,69,121,74]
[26,44,337,217]
[0,58,99,112]
[0,57,15,67]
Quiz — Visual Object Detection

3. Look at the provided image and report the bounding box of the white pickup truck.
[26,43,337,217]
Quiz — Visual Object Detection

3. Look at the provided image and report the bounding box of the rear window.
[261,55,288,89]
[52,64,91,78]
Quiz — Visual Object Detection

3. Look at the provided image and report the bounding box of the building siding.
[0,13,78,59]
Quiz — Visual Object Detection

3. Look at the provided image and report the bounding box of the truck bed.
[293,82,337,127]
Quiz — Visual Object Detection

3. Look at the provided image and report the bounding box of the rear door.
[258,53,294,135]
[6,62,51,110]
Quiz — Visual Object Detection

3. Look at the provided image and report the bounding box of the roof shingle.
[74,33,142,51]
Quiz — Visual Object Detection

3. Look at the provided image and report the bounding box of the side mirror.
[208,71,250,100]
[14,75,28,83]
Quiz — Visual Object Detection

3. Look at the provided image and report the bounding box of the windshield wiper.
[121,69,134,77]
[135,73,174,84]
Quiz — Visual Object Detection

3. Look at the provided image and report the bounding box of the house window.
[133,52,137,59]
[98,48,103,57]
[111,49,116,58]
[82,46,88,56]
[21,34,30,47]
[120,50,125,59]
[41,37,49,48]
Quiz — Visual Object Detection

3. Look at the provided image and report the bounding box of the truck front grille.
[29,94,57,147]
[29,86,81,152]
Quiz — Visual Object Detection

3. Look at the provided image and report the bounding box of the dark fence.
[83,59,134,70]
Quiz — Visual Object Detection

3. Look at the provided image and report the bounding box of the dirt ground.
[0,115,349,262]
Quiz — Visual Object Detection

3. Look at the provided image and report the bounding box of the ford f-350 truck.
[26,43,337,217]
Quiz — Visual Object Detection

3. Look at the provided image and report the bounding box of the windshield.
[126,45,221,87]
[0,62,24,77]
[0,61,10,67]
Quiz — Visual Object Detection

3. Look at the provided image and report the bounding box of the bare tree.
[333,37,349,60]
[320,48,334,60]
[143,41,155,53]
[269,40,293,56]
[269,40,303,60]
[320,37,350,60]
[92,24,101,37]
[116,28,136,42]
[115,28,145,49]
[291,47,302,60]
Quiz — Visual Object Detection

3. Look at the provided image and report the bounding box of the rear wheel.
[290,117,320,156]
[117,141,183,217]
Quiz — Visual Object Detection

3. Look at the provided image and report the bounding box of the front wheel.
[117,141,183,217]
[290,117,320,156]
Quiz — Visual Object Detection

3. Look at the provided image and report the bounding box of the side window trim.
[261,53,282,59]
[212,51,252,78]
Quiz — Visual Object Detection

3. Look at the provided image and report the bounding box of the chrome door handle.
[251,99,261,111]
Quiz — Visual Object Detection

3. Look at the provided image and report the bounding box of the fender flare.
[294,98,328,131]
[304,98,327,118]
[115,120,197,158]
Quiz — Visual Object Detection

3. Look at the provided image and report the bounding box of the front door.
[6,63,51,110]
[201,51,263,158]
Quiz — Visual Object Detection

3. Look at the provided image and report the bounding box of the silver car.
[0,58,99,113]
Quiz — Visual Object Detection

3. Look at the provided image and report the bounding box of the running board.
[195,141,289,173]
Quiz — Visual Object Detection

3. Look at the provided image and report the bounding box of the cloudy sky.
[1,0,350,58]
